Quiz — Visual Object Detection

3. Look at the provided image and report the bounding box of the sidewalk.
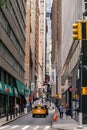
[0,112,29,127]
[52,114,87,130]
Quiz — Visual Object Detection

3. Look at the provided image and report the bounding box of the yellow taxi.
[32,104,46,117]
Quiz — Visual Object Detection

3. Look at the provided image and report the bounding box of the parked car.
[32,104,46,118]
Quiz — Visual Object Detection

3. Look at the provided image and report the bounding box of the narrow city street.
[1,0,87,130]
[0,112,58,130]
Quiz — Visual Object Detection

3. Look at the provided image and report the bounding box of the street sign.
[31,82,35,91]
[82,87,87,95]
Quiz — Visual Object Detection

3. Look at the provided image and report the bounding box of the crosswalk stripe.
[0,125,10,129]
[33,126,40,130]
[0,125,51,130]
[11,125,19,129]
[21,125,30,130]
[44,126,50,130]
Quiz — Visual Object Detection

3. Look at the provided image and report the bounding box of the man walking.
[59,104,64,118]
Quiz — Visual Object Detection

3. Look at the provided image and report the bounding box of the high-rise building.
[39,0,46,83]
[51,0,87,124]
[34,0,40,98]
[30,0,36,92]
[51,0,61,96]
[0,0,27,117]
[30,0,40,99]
[25,0,30,102]
[46,0,53,75]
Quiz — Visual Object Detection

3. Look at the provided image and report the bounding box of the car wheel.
[32,114,35,117]
[44,115,46,118]
[46,113,48,116]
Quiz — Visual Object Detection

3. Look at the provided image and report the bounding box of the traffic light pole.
[77,40,83,129]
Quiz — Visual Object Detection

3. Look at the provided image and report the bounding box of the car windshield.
[34,106,44,109]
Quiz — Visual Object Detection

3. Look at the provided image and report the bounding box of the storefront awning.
[0,82,5,94]
[13,87,18,97]
[25,88,30,97]
[6,85,13,96]
[0,82,14,96]
[16,80,26,96]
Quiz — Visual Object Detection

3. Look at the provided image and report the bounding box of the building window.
[0,40,24,78]
[85,3,87,9]
[84,0,87,10]
[40,0,44,3]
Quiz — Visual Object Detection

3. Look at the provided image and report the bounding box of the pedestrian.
[75,106,79,121]
[59,104,64,118]
[26,103,29,112]
[57,104,60,113]
[15,103,19,116]
[65,104,71,119]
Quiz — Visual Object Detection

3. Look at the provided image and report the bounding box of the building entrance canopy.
[16,80,26,96]
[13,87,18,97]
[0,82,13,96]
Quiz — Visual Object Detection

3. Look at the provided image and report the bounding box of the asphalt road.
[0,111,58,130]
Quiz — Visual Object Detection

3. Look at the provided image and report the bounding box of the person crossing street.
[59,104,64,118]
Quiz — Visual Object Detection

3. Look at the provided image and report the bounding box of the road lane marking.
[21,125,30,130]
[11,125,19,129]
[0,125,10,129]
[44,126,50,130]
[33,126,40,130]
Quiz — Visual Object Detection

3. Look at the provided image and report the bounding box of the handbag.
[53,112,58,122]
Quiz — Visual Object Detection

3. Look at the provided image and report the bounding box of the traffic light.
[72,20,87,40]
[55,93,59,99]
[72,22,81,40]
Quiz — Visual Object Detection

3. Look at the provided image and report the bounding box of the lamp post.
[6,95,9,121]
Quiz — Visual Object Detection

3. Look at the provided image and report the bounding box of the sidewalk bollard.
[16,109,17,117]
[10,113,12,120]
[13,110,15,118]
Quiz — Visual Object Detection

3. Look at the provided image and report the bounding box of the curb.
[0,112,31,126]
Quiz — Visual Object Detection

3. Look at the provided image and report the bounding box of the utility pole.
[72,20,87,127]
[78,51,83,127]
